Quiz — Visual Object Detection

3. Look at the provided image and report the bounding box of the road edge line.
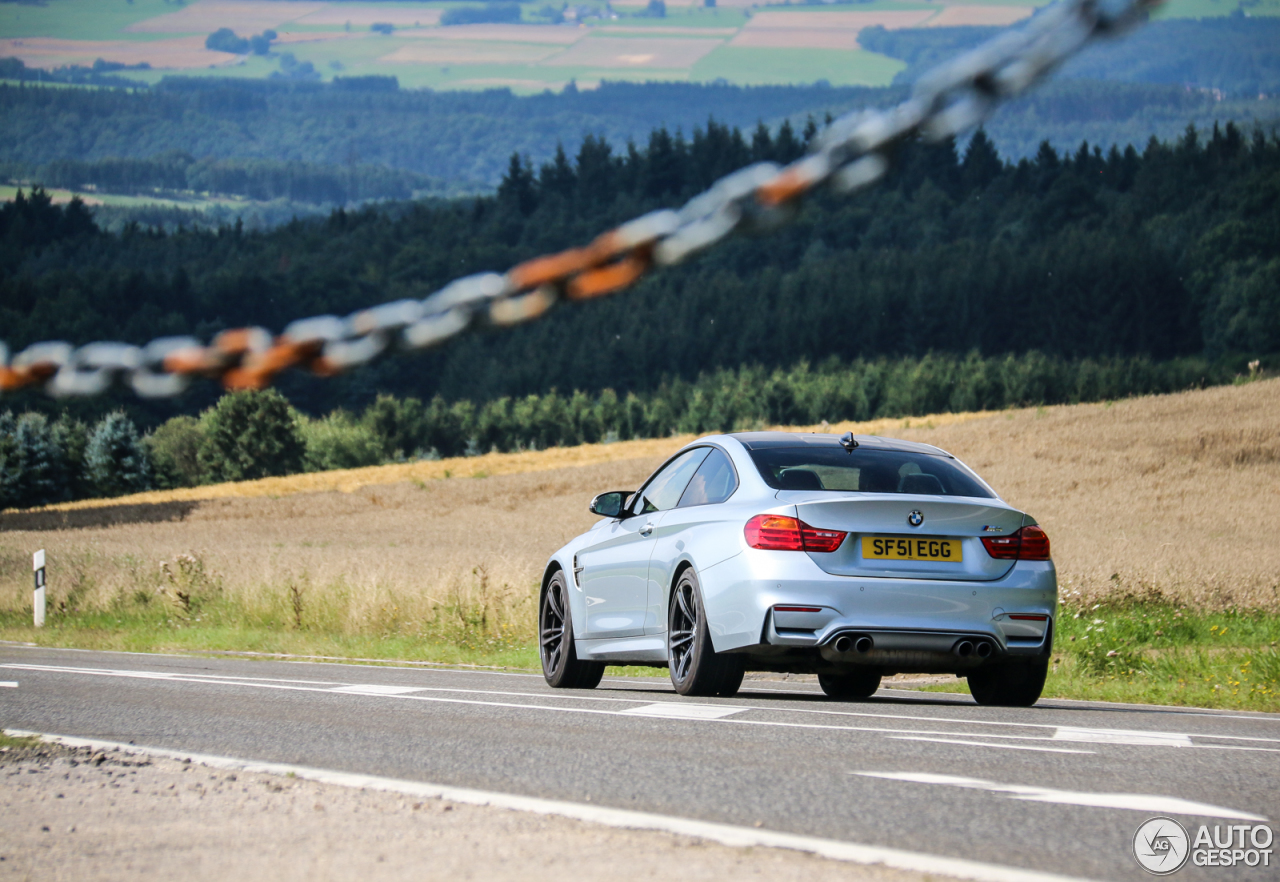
[6,727,1100,882]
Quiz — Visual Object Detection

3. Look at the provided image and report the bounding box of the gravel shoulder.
[1,741,931,882]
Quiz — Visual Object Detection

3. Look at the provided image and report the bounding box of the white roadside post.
[33,549,46,628]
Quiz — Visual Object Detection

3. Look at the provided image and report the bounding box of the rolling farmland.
[4,0,1265,92]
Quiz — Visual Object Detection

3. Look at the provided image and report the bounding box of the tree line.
[5,111,1277,429]
[2,351,1250,509]
[3,69,1277,189]
[861,15,1280,97]
[27,152,440,205]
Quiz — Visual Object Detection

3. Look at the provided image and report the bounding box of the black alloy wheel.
[540,571,604,689]
[818,670,882,700]
[668,568,744,697]
[967,659,1048,707]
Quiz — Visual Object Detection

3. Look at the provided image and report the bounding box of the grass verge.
[912,598,1280,712]
[6,600,1279,711]
[0,731,41,751]
[0,610,539,671]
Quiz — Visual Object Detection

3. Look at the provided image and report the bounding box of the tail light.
[745,515,847,553]
[981,525,1051,561]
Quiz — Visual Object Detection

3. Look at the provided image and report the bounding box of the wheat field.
[1,380,1276,646]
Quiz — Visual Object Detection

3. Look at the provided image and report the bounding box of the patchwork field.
[5,0,1271,92]
[0,0,1173,92]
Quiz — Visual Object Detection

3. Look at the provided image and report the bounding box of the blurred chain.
[0,0,1160,400]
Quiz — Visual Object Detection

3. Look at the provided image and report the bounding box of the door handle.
[640,522,654,537]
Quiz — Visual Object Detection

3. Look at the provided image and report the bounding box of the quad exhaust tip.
[832,635,873,654]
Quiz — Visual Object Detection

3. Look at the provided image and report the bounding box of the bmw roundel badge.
[907,510,924,527]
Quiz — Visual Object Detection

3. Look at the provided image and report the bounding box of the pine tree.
[539,144,576,198]
[961,128,1003,191]
[85,411,153,498]
[12,412,66,508]
[51,414,89,500]
[497,153,538,216]
[0,411,17,510]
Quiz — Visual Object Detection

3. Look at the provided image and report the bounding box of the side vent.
[572,554,583,587]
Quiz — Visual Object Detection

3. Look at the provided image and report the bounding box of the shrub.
[148,415,207,488]
[205,28,250,54]
[85,411,153,498]
[300,411,384,472]
[362,394,427,459]
[441,3,521,26]
[197,389,306,482]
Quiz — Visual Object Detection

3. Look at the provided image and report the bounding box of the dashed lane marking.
[619,702,747,720]
[6,663,1277,754]
[888,736,1094,755]
[1052,727,1193,747]
[330,684,427,696]
[856,772,1268,821]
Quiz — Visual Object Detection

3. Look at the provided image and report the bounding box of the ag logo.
[1133,817,1190,875]
[907,510,924,527]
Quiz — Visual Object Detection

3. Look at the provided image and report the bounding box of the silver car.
[539,432,1057,706]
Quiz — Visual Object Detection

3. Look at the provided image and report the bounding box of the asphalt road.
[2,644,1277,881]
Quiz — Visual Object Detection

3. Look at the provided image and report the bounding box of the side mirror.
[589,491,631,519]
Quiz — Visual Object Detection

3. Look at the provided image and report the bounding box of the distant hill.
[861,16,1280,96]
[2,76,1277,197]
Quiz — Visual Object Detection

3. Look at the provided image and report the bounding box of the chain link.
[0,0,1161,400]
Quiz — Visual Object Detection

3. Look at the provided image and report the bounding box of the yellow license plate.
[862,536,963,562]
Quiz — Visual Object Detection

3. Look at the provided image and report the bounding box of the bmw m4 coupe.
[539,432,1056,706]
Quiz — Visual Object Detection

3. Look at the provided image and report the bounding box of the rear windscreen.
[747,447,995,498]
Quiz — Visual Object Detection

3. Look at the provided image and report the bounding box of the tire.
[818,670,882,700]
[540,571,604,689]
[668,568,744,697]
[967,660,1048,707]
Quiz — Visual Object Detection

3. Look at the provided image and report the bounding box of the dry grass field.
[124,0,328,34]
[544,36,723,69]
[925,5,1034,27]
[383,43,560,65]
[1,381,1277,664]
[296,5,443,27]
[0,36,239,70]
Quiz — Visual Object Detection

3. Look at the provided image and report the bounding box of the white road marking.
[857,772,1268,821]
[619,703,746,720]
[0,681,16,688]
[889,736,1094,755]
[6,662,1275,756]
[1052,727,1192,747]
[5,728,1104,882]
[329,684,426,696]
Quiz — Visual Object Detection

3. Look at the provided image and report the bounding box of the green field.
[692,45,904,87]
[0,0,174,41]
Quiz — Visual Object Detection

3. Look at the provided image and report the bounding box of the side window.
[633,448,711,514]
[678,448,738,507]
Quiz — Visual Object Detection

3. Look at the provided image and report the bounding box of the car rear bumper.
[700,549,1057,665]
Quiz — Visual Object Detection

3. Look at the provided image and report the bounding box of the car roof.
[726,431,952,458]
